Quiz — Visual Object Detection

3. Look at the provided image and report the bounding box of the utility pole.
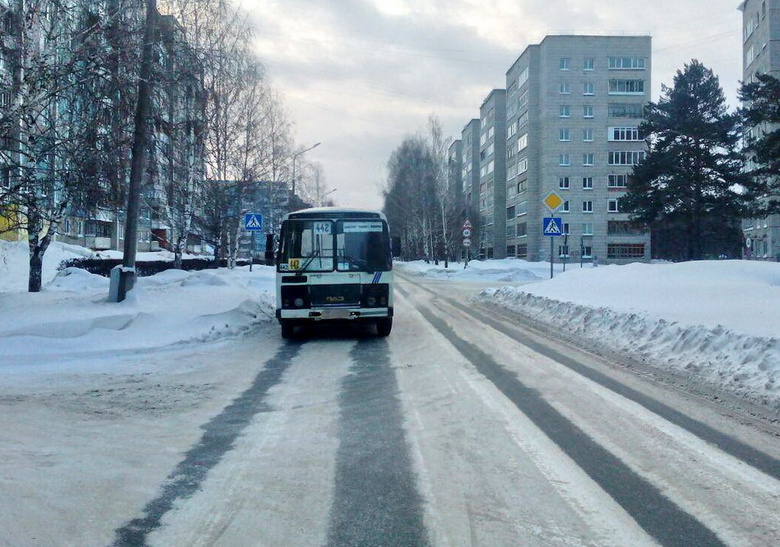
[290,142,320,208]
[110,0,157,302]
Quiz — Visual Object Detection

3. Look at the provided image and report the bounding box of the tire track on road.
[112,342,302,546]
[327,338,429,546]
[415,303,724,546]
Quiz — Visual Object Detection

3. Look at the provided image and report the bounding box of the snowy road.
[1,273,779,546]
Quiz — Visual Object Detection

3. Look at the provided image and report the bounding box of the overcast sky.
[245,0,744,210]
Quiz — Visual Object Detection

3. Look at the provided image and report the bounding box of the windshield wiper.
[299,248,321,272]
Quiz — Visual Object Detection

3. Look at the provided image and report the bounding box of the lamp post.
[319,187,337,206]
[291,142,320,201]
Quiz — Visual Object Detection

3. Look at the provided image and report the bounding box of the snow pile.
[0,241,277,366]
[0,240,90,292]
[400,259,780,413]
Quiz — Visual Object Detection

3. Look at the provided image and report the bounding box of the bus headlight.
[361,284,389,308]
[281,286,309,309]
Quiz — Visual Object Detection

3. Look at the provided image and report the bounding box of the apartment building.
[503,35,652,263]
[460,118,481,254]
[739,0,780,261]
[477,90,507,259]
[0,2,13,213]
[0,2,206,252]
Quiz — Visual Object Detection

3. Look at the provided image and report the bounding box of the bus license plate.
[322,309,353,319]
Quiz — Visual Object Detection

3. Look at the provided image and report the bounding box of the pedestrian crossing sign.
[543,217,563,236]
[244,213,263,231]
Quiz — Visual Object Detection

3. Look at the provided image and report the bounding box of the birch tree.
[0,0,126,291]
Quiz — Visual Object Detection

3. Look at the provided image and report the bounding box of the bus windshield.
[336,220,391,272]
[279,219,391,273]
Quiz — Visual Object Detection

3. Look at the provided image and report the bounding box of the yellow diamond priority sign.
[543,191,563,212]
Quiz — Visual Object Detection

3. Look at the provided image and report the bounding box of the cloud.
[244,0,745,210]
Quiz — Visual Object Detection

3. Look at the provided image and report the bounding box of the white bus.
[275,207,394,338]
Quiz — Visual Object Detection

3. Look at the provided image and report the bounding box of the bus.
[275,207,394,338]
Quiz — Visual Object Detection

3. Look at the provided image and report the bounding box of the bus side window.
[366,232,389,271]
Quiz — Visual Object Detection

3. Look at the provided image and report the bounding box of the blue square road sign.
[244,213,263,231]
[543,217,563,236]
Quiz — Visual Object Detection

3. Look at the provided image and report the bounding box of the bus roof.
[284,207,387,221]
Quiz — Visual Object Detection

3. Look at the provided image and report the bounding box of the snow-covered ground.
[1,240,778,413]
[0,240,276,368]
[400,258,780,413]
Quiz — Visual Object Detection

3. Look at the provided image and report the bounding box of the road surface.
[1,272,779,546]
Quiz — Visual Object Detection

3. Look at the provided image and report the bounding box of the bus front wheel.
[376,318,393,337]
[280,320,295,339]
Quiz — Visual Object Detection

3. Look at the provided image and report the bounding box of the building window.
[0,167,10,188]
[560,105,570,117]
[518,90,528,109]
[517,157,528,174]
[560,82,570,94]
[516,222,527,237]
[609,79,645,94]
[583,105,594,118]
[608,221,645,235]
[582,177,593,189]
[560,57,570,70]
[558,244,569,258]
[517,200,528,216]
[518,133,528,150]
[559,154,570,166]
[559,128,570,141]
[583,82,594,95]
[518,67,529,87]
[582,200,593,213]
[609,150,645,165]
[609,127,641,141]
[559,176,570,189]
[608,57,646,70]
[608,174,629,188]
[506,205,515,219]
[517,243,528,257]
[518,111,529,128]
[584,58,594,71]
[562,222,570,235]
[583,153,594,166]
[561,200,570,213]
[581,245,592,257]
[608,198,620,212]
[582,222,593,235]
[608,103,644,118]
[0,91,11,108]
[583,128,593,142]
[607,243,645,259]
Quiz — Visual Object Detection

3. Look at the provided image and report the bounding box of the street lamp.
[291,142,321,200]
[319,187,337,206]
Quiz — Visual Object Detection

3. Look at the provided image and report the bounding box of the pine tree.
[622,60,751,261]
[739,72,780,215]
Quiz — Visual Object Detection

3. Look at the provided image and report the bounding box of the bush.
[57,257,258,278]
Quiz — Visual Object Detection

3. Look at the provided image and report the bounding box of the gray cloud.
[245,0,744,209]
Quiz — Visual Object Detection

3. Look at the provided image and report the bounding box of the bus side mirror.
[391,236,401,258]
[264,233,275,264]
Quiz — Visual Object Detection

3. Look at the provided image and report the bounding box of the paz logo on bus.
[543,192,563,212]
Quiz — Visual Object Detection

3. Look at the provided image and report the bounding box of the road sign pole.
[550,237,554,279]
[250,231,255,272]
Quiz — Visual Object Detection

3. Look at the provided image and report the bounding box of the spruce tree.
[739,72,780,215]
[622,60,750,260]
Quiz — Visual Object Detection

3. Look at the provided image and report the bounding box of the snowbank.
[0,240,277,368]
[399,259,780,413]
